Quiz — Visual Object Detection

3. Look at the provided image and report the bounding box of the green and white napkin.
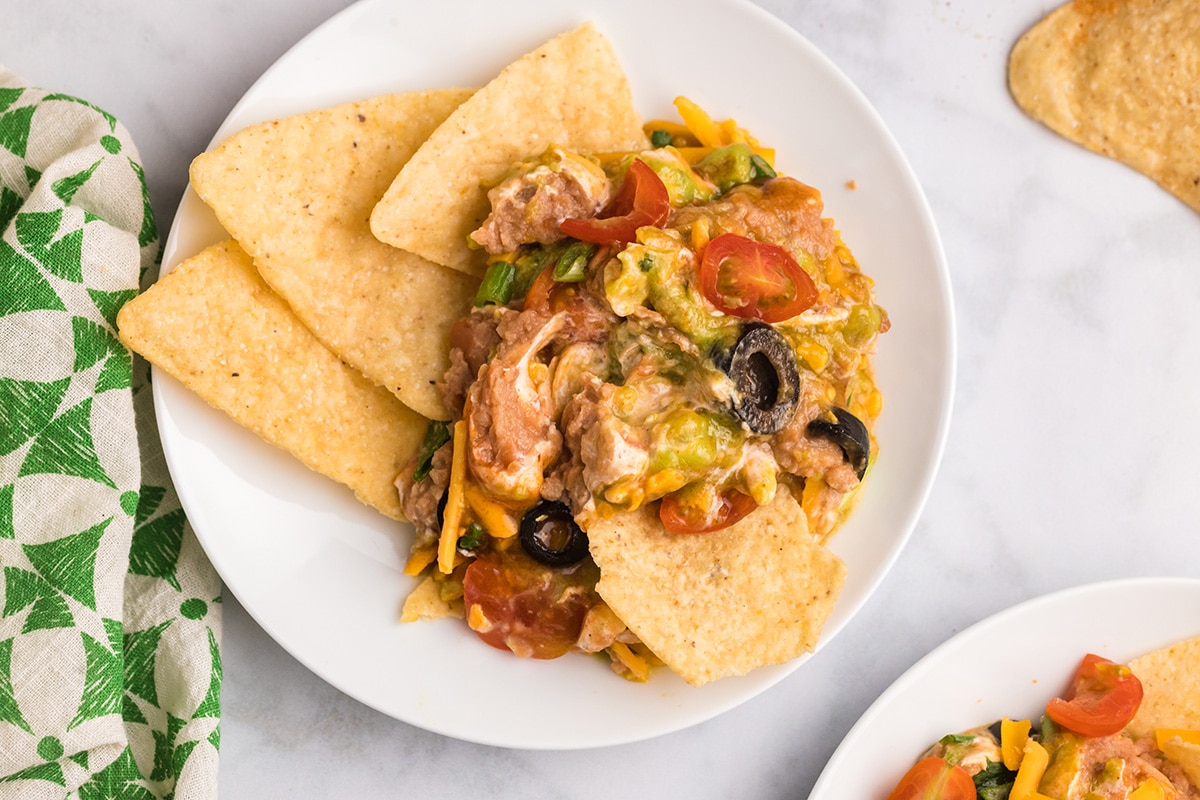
[0,69,222,799]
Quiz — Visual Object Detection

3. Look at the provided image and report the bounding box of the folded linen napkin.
[0,69,222,799]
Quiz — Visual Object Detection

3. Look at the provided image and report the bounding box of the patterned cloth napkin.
[0,69,222,799]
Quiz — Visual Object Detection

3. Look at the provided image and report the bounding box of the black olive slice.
[807,407,870,480]
[435,491,447,530]
[518,500,589,567]
[722,323,800,434]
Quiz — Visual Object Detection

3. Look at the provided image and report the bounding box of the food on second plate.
[116,239,423,520]
[394,81,887,683]
[1008,0,1200,215]
[883,636,1200,799]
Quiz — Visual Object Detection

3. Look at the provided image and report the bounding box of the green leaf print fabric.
[0,69,222,799]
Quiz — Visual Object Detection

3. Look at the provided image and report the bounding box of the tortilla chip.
[116,239,424,520]
[369,23,649,276]
[399,576,464,623]
[1127,634,1200,739]
[189,90,479,421]
[586,487,846,686]
[1161,739,1200,788]
[1008,0,1200,214]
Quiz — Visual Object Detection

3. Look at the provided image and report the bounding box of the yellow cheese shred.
[464,483,518,538]
[1156,728,1200,749]
[1001,717,1032,770]
[610,641,651,682]
[1010,739,1050,800]
[1130,778,1167,800]
[402,547,437,576]
[437,420,468,574]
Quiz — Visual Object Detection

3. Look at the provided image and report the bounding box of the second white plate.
[811,577,1200,799]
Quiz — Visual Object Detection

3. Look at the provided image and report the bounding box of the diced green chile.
[749,154,776,180]
[519,500,589,567]
[695,143,759,193]
[650,129,673,147]
[806,407,870,480]
[413,420,450,482]
[474,261,517,307]
[552,241,596,283]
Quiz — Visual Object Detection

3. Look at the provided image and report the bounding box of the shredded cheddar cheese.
[1010,739,1050,800]
[438,420,468,574]
[610,641,651,682]
[403,547,437,576]
[464,483,518,538]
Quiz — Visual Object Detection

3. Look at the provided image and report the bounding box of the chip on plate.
[1127,634,1200,738]
[189,90,479,420]
[586,487,846,686]
[1008,0,1200,214]
[116,239,425,519]
[369,22,649,277]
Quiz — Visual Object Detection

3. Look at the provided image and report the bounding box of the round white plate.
[156,0,953,748]
[811,577,1200,798]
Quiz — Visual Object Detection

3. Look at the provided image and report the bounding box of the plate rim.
[153,0,956,749]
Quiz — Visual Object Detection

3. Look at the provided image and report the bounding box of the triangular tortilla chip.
[117,240,424,519]
[369,23,649,276]
[1008,0,1200,214]
[586,487,846,686]
[190,90,478,420]
[1127,634,1200,739]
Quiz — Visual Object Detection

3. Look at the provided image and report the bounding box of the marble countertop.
[5,1,1200,797]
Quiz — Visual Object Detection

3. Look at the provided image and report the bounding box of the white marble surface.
[5,1,1200,797]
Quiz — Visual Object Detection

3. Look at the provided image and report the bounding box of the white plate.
[811,577,1200,798]
[156,0,954,749]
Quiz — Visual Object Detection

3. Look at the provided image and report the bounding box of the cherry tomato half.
[1045,653,1144,737]
[559,158,670,245]
[462,550,593,659]
[885,757,977,800]
[659,488,757,534]
[698,233,818,323]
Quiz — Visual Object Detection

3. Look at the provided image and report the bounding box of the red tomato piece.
[1045,653,1144,737]
[522,263,557,311]
[659,489,757,534]
[559,158,669,245]
[885,757,977,800]
[461,550,592,659]
[697,233,818,323]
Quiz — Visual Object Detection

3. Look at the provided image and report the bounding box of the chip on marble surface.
[1008,0,1200,214]
[586,487,846,686]
[116,239,424,520]
[369,22,649,277]
[189,90,479,421]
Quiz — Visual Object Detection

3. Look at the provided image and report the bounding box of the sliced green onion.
[749,154,777,181]
[412,420,450,482]
[512,243,562,297]
[458,522,486,552]
[552,241,596,283]
[474,261,517,307]
[650,129,673,148]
